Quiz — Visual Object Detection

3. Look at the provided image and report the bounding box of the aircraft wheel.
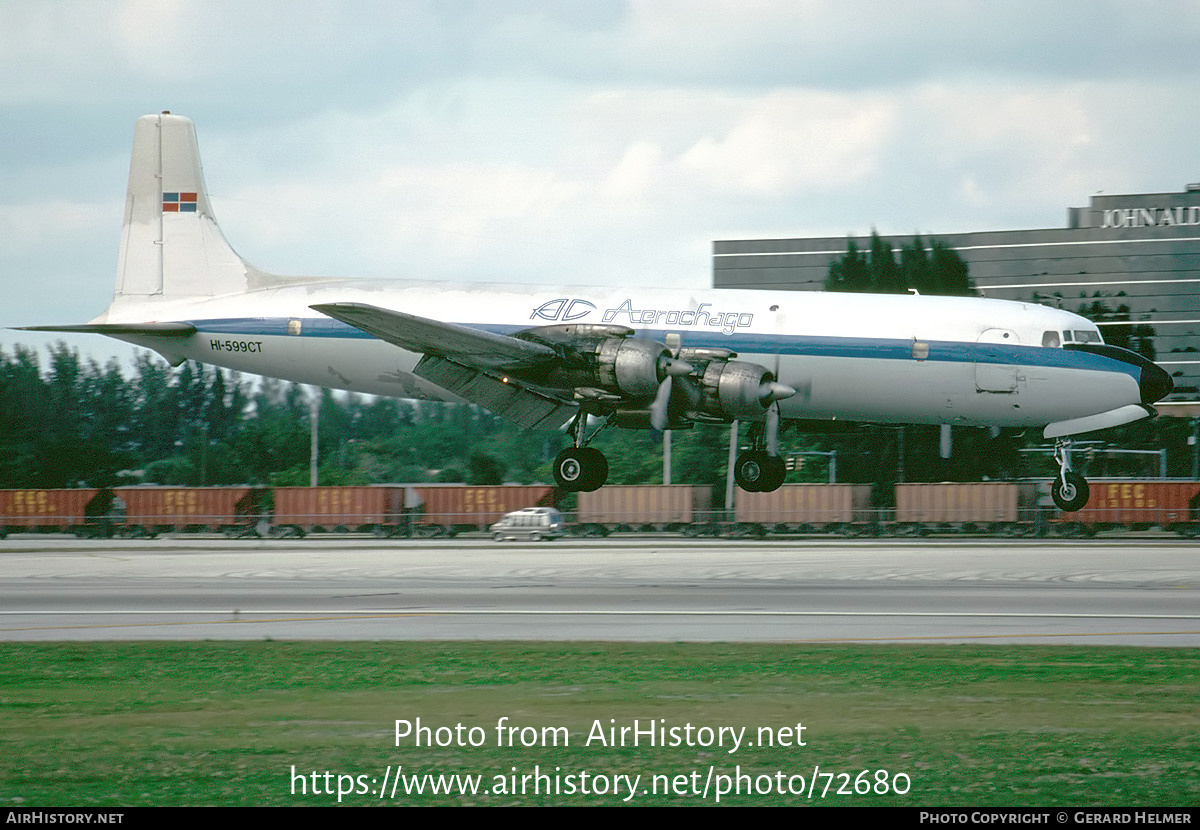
[554,448,587,490]
[581,447,608,491]
[1051,472,1090,512]
[734,451,767,492]
[553,448,609,492]
[760,455,786,492]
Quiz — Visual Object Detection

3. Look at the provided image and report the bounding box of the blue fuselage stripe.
[189,317,1140,381]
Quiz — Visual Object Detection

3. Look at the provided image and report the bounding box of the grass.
[0,642,1196,806]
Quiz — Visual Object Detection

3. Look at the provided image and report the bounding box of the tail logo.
[162,192,198,213]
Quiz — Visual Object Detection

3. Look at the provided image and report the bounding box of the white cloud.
[4,0,1200,355]
[674,91,896,195]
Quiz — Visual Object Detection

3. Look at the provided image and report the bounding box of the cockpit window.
[1062,330,1073,343]
[1074,330,1103,344]
[1042,330,1061,348]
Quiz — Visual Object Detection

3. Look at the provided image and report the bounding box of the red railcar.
[1065,480,1200,533]
[114,487,262,536]
[0,489,100,537]
[894,482,1041,535]
[577,485,712,535]
[271,486,404,534]
[412,485,558,535]
[735,484,871,534]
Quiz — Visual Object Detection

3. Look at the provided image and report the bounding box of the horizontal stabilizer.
[311,302,556,371]
[16,322,197,337]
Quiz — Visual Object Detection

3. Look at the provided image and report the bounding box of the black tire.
[553,448,588,490]
[581,447,608,491]
[1051,472,1090,512]
[734,451,767,491]
[554,447,609,492]
[760,455,786,492]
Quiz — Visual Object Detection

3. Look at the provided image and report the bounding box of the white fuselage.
[103,278,1141,430]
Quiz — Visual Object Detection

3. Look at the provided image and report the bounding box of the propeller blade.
[766,401,780,456]
[651,375,673,432]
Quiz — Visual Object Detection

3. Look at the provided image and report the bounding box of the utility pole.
[309,393,320,487]
[725,421,739,511]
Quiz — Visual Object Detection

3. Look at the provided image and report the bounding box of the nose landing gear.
[1051,439,1090,512]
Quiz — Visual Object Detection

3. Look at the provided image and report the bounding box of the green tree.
[827,233,974,296]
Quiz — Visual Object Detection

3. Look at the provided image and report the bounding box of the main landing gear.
[553,407,611,493]
[1051,438,1090,512]
[733,450,786,492]
[733,422,786,493]
[553,446,608,493]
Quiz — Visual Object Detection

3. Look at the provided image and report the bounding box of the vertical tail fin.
[110,112,250,307]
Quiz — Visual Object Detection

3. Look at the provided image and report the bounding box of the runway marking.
[5,609,1200,636]
[5,609,1200,619]
[5,617,1199,642]
[787,631,1200,643]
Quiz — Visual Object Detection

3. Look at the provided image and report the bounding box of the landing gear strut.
[1051,438,1089,512]
[553,406,610,492]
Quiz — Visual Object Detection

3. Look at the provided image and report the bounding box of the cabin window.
[1042,330,1061,348]
[912,341,929,360]
[288,319,302,336]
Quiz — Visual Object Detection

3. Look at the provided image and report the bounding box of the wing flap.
[415,355,575,430]
[310,302,555,371]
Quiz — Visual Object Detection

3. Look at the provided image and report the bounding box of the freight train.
[1,481,1197,539]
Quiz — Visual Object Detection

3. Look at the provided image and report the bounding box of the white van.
[490,507,565,542]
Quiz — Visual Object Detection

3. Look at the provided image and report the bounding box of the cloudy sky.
[3,0,1199,367]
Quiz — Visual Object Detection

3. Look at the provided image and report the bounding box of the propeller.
[762,351,794,456]
[650,354,695,432]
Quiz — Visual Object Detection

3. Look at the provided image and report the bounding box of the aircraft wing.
[311,301,577,429]
[310,302,556,372]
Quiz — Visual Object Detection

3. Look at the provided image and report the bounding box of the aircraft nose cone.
[1140,361,1173,405]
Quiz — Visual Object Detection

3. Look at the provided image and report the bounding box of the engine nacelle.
[695,360,776,421]
[594,337,671,398]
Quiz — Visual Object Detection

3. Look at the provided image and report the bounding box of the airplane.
[22,112,1173,512]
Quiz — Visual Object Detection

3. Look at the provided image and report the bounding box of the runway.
[2,536,1198,644]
